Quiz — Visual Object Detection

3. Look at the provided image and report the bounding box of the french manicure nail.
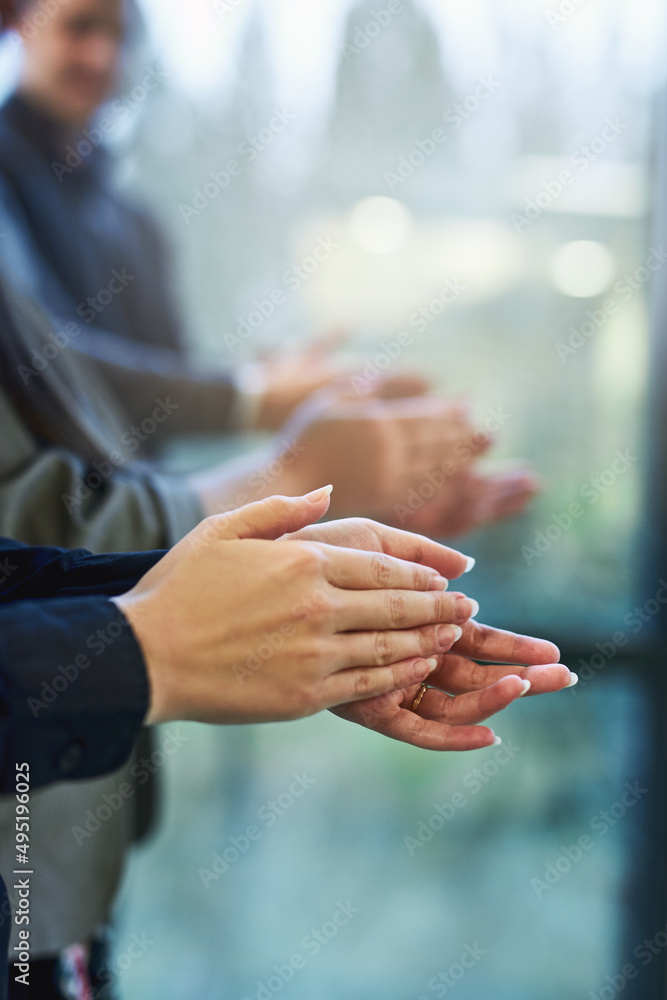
[451,625,463,641]
[306,484,333,503]
[567,671,578,687]
[519,679,531,696]
[491,734,502,746]
[426,657,438,672]
[469,599,480,618]
[463,556,476,573]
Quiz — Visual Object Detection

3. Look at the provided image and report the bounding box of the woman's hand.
[332,621,575,751]
[113,491,478,727]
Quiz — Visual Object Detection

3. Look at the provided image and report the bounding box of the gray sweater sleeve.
[0,385,204,552]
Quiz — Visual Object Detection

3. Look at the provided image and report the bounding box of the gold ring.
[411,683,428,713]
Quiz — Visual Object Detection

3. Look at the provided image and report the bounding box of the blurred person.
[0,0,537,991]
[0,0,538,538]
[0,273,543,999]
[0,488,575,998]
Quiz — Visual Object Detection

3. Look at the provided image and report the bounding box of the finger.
[351,521,475,580]
[323,656,438,707]
[334,623,465,669]
[202,488,333,543]
[384,717,500,751]
[417,674,530,725]
[318,543,447,592]
[372,374,431,399]
[430,655,574,695]
[333,702,499,751]
[335,589,478,632]
[473,472,541,523]
[453,620,561,665]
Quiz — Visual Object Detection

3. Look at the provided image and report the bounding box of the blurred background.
[4,0,666,996]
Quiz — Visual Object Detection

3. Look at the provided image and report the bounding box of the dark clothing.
[0,535,160,997]
[0,92,183,353]
[0,536,157,792]
[0,92,244,480]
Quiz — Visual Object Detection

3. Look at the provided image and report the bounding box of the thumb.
[206,486,333,541]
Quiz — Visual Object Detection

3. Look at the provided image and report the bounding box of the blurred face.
[16,0,126,126]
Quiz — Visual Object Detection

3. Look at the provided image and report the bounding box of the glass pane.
[107,1,665,996]
[114,671,650,1000]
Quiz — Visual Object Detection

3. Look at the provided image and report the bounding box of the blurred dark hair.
[0,0,15,31]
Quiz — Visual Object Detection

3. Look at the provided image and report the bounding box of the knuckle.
[410,540,425,565]
[373,630,394,665]
[286,684,318,720]
[388,590,408,626]
[413,564,432,590]
[291,541,326,576]
[430,591,449,621]
[309,592,338,629]
[370,553,393,587]
[470,663,489,688]
[352,671,376,698]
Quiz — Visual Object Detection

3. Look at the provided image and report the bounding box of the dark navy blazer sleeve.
[0,538,164,793]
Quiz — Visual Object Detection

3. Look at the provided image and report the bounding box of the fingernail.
[437,624,463,645]
[426,657,438,672]
[491,734,502,746]
[519,679,531,697]
[430,576,449,591]
[306,485,333,503]
[464,556,476,573]
[567,671,578,687]
[455,595,477,623]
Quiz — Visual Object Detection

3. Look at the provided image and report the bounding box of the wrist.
[111,594,174,726]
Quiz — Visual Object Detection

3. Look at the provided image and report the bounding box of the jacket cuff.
[0,597,149,791]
